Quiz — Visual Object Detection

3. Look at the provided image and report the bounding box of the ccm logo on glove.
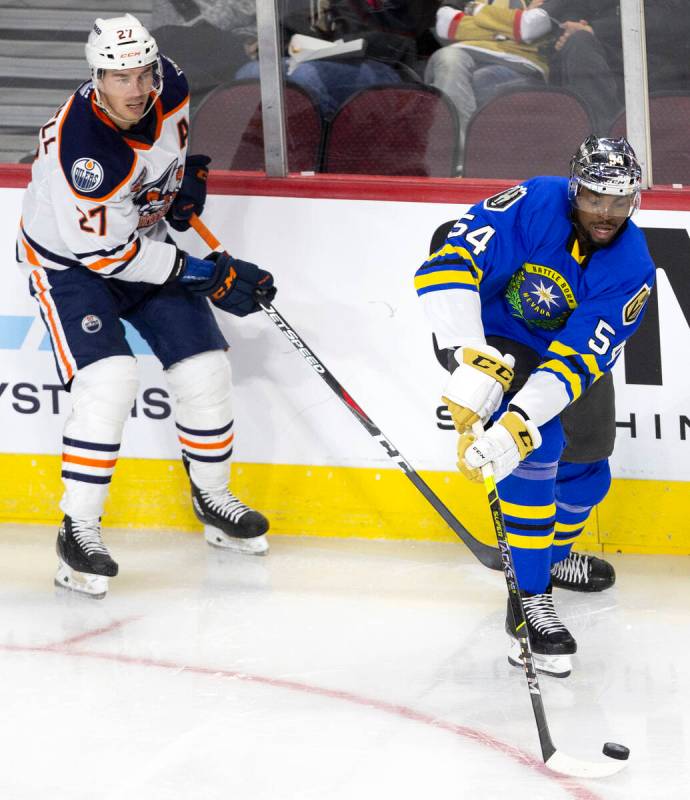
[176,250,276,317]
[442,344,515,433]
[465,349,514,390]
[211,264,237,301]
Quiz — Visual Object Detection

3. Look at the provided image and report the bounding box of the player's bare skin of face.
[98,64,155,128]
[574,186,635,246]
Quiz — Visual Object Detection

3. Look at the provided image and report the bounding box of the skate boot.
[506,584,577,678]
[55,516,118,599]
[185,460,269,556]
[551,551,615,592]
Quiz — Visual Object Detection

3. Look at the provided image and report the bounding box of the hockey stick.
[472,422,629,777]
[189,213,502,570]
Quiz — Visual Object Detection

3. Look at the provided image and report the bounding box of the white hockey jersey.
[17,56,190,284]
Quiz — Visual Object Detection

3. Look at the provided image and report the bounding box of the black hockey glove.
[184,251,277,317]
[167,154,211,232]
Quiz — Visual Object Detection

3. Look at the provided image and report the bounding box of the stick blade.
[546,749,629,778]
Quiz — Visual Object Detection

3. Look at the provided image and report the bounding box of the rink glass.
[0,1,686,187]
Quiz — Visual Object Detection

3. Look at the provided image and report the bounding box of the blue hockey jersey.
[415,177,656,425]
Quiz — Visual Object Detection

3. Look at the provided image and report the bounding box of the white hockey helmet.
[86,14,163,119]
[86,14,159,72]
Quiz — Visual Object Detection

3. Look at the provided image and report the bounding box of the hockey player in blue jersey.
[17,14,277,598]
[415,136,655,677]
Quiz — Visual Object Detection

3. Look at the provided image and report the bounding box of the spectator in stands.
[425,1,555,175]
[327,0,440,78]
[151,0,257,114]
[234,1,441,118]
[545,0,690,134]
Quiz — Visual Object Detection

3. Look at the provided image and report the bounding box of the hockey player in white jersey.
[17,14,277,598]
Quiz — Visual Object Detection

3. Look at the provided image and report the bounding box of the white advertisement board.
[2,189,689,480]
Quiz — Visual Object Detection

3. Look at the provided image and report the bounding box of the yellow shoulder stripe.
[549,340,603,381]
[414,270,478,291]
[428,243,484,281]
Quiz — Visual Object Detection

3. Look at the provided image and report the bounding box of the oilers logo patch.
[81,314,102,334]
[505,263,578,330]
[622,283,651,325]
[71,158,104,193]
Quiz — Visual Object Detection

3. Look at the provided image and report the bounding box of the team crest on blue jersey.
[71,158,104,193]
[133,159,182,229]
[505,263,578,330]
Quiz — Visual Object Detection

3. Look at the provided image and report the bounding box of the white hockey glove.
[458,410,542,483]
[442,345,515,434]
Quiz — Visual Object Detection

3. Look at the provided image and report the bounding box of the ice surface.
[0,524,688,800]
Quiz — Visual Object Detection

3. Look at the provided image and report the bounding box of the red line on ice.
[2,623,603,800]
[43,615,141,648]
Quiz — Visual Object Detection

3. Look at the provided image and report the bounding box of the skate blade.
[54,561,109,599]
[508,637,572,678]
[204,527,269,556]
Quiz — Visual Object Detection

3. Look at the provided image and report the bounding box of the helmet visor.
[94,58,164,125]
[571,186,638,218]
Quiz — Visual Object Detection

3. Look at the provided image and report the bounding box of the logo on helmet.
[569,136,642,199]
[71,158,104,193]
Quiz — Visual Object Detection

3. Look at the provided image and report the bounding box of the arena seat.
[609,92,690,186]
[462,88,594,179]
[190,79,324,172]
[322,84,459,177]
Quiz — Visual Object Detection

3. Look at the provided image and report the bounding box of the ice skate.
[506,584,576,678]
[54,516,118,599]
[185,459,269,556]
[551,551,615,592]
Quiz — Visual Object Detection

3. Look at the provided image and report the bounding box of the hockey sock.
[552,504,591,564]
[166,350,235,491]
[60,356,138,519]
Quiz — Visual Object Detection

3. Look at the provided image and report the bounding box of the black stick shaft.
[257,297,502,571]
[481,466,556,762]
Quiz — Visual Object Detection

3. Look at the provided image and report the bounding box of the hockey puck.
[602,742,630,760]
